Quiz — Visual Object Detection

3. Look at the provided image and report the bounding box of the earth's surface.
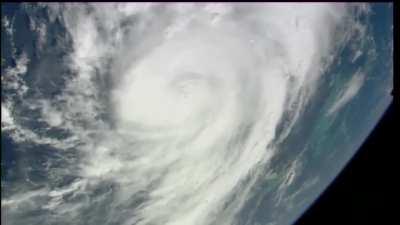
[1,3,393,225]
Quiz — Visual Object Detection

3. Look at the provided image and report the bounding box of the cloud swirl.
[1,3,371,225]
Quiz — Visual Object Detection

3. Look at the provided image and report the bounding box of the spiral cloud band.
[1,3,368,225]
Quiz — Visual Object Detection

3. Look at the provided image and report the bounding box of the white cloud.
[2,15,14,36]
[1,188,49,208]
[2,3,371,225]
[2,52,30,96]
[1,103,15,131]
[351,50,363,63]
[39,100,63,127]
[327,70,365,115]
[29,18,47,50]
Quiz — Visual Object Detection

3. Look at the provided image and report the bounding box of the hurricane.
[2,3,390,225]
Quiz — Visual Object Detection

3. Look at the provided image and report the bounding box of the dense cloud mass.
[1,3,380,225]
